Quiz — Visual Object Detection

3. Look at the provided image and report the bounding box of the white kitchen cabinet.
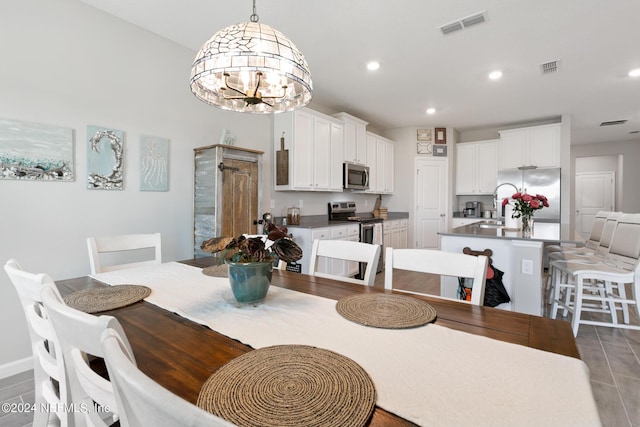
[274,108,344,192]
[289,224,360,276]
[365,132,395,194]
[332,112,368,165]
[455,140,499,195]
[499,123,560,170]
[385,219,408,250]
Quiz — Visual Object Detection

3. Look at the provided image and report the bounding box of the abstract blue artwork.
[0,118,74,181]
[139,135,169,191]
[87,125,124,190]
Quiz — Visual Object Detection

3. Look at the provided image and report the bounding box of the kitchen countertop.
[440,220,583,244]
[279,212,409,229]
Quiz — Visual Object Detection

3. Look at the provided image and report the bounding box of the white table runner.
[92,262,601,427]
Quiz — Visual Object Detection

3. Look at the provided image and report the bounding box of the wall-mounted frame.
[435,127,446,144]
[417,142,432,154]
[417,128,432,141]
[140,135,169,191]
[0,118,74,181]
[87,125,124,190]
[433,145,448,157]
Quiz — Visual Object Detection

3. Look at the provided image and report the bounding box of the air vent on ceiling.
[540,60,560,74]
[599,120,628,126]
[439,11,487,35]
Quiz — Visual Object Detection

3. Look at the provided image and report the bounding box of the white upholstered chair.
[550,213,640,335]
[87,233,162,274]
[384,248,488,306]
[308,239,381,286]
[3,259,69,427]
[100,328,235,427]
[40,282,135,427]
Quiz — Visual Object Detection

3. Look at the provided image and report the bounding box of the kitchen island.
[439,221,582,315]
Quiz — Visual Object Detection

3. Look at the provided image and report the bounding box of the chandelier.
[190,0,313,114]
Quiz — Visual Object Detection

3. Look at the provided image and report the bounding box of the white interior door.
[575,171,615,238]
[415,158,448,249]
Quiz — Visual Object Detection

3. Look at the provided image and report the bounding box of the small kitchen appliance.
[463,201,482,217]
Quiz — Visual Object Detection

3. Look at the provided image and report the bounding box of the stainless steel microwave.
[343,163,369,190]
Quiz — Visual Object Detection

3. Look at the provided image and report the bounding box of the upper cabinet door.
[455,140,498,195]
[499,123,560,170]
[528,125,560,168]
[499,130,527,170]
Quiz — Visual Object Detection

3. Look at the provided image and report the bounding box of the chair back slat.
[385,248,488,306]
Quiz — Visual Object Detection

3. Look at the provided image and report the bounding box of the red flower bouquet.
[502,192,549,219]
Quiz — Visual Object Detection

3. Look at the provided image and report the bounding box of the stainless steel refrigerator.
[496,167,561,222]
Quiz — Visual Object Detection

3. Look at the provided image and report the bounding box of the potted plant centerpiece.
[201,223,302,304]
[502,192,549,237]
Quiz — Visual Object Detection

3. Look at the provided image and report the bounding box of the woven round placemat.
[63,285,151,314]
[197,345,376,427]
[202,264,228,278]
[336,294,436,329]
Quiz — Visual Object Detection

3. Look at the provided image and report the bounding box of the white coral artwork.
[140,135,169,191]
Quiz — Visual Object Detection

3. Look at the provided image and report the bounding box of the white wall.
[572,140,640,214]
[0,0,276,372]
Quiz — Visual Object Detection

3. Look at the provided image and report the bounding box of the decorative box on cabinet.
[455,140,498,195]
[332,112,368,165]
[499,123,560,170]
[273,108,344,192]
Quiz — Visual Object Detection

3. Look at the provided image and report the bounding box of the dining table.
[54,257,601,427]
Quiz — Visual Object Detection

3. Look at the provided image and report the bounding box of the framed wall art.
[140,135,169,191]
[87,125,124,190]
[0,118,74,181]
[417,129,432,142]
[435,127,447,144]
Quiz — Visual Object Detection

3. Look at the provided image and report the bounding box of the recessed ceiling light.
[426,108,436,115]
[488,70,502,80]
[367,61,380,71]
[629,68,640,77]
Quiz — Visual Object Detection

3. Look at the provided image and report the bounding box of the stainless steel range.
[328,202,384,277]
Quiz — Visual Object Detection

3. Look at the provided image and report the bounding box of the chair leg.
[571,276,585,337]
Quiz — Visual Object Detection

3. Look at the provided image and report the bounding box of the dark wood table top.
[55,258,580,427]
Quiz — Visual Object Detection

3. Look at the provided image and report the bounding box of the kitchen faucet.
[492,182,520,210]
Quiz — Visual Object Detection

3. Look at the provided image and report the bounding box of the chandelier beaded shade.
[190,0,313,114]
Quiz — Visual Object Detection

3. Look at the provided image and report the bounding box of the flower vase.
[226,260,273,305]
[522,216,532,238]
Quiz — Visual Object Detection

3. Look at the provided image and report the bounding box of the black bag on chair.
[483,265,510,307]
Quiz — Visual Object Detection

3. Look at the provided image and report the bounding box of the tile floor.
[1,270,638,427]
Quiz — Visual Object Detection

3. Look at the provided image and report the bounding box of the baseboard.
[0,356,33,379]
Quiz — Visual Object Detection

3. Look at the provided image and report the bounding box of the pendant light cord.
[250,0,259,22]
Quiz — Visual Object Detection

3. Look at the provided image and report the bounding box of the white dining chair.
[385,248,488,306]
[3,259,70,427]
[308,239,381,286]
[550,213,640,335]
[40,281,135,427]
[100,328,235,427]
[87,233,162,274]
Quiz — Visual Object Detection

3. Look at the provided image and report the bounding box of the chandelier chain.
[250,0,259,22]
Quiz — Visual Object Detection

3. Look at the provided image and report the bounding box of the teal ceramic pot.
[226,261,273,304]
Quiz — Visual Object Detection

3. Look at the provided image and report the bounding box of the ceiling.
[78,0,640,145]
